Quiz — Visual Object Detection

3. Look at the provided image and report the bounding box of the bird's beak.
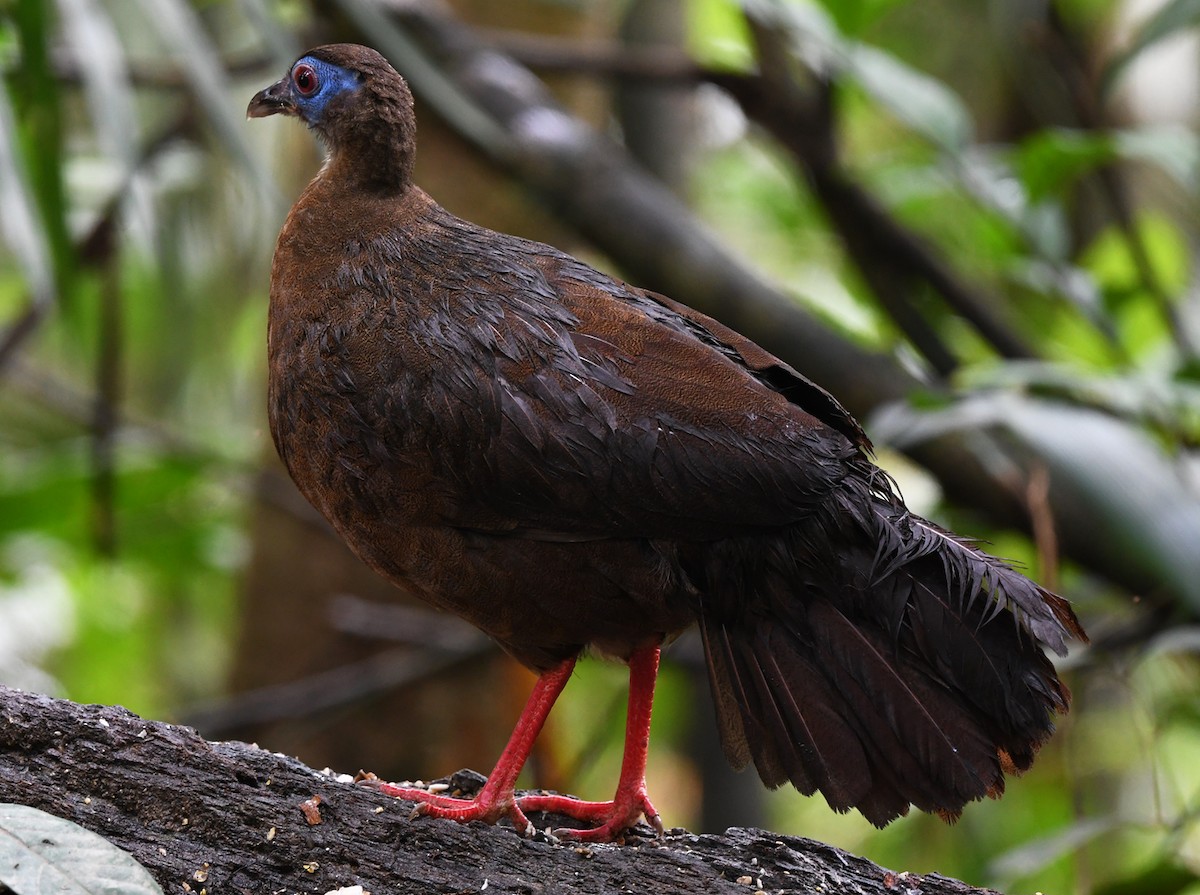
[247,77,295,119]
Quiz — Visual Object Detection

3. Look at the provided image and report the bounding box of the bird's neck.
[322,134,414,196]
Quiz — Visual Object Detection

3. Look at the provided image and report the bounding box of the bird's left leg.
[517,642,663,841]
[367,656,576,836]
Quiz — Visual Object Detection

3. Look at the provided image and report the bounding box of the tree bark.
[0,686,998,895]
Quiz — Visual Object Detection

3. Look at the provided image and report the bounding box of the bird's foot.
[365,778,538,837]
[360,773,660,843]
[517,785,662,842]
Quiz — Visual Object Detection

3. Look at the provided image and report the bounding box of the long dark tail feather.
[696,468,1086,827]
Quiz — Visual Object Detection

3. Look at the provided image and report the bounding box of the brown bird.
[248,44,1086,842]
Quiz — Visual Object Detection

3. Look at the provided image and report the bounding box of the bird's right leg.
[367,656,576,836]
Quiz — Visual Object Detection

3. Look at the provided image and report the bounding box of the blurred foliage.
[2,0,1200,892]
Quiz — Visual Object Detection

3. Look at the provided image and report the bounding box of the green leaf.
[1082,213,1191,316]
[1115,126,1200,191]
[844,43,973,151]
[8,0,74,299]
[1013,124,1199,202]
[687,0,755,69]
[872,393,1200,612]
[1015,129,1117,203]
[57,0,138,172]
[0,803,164,894]
[742,0,973,150]
[135,0,278,207]
[810,0,908,37]
[0,23,55,307]
[1103,0,1200,95]
[1095,859,1200,895]
[955,361,1200,443]
[1143,626,1200,659]
[989,816,1121,882]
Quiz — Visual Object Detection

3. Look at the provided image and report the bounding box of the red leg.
[369,656,576,837]
[517,643,663,841]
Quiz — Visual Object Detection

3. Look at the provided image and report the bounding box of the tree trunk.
[0,686,999,895]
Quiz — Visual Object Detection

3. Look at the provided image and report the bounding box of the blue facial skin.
[290,57,364,126]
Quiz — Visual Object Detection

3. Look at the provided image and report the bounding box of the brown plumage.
[248,44,1086,841]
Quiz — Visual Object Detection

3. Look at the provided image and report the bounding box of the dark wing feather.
[326,206,840,541]
[391,221,864,542]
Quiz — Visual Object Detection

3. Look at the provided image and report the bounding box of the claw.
[516,788,660,842]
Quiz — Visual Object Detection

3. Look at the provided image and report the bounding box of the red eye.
[292,63,318,96]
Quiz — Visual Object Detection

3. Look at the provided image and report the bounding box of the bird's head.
[249,44,417,191]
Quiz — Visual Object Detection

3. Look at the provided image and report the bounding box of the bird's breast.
[268,298,430,510]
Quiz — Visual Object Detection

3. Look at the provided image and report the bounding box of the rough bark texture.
[0,686,998,895]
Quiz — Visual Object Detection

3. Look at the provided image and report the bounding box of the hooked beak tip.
[247,81,294,120]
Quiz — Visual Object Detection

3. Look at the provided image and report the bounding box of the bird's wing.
[395,223,874,543]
